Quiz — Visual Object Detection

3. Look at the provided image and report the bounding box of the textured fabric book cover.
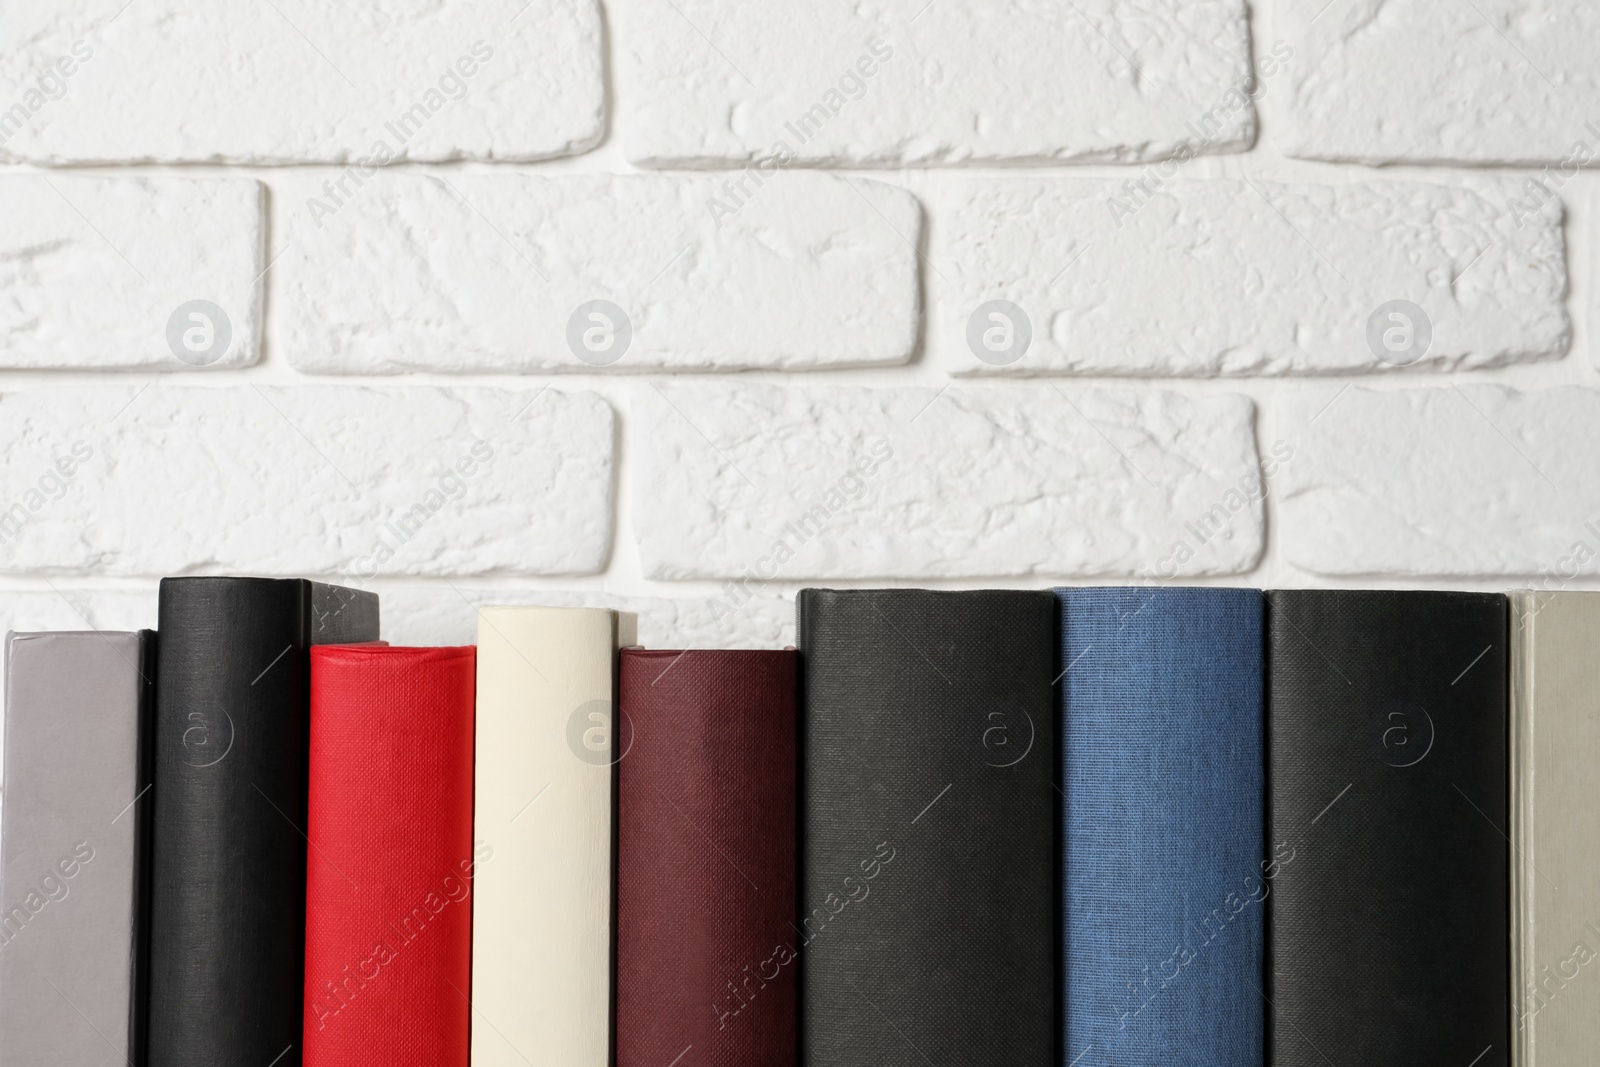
[1058,587,1264,1067]
[471,606,636,1067]
[146,578,379,1067]
[1511,592,1600,1066]
[797,588,1055,1067]
[1267,590,1508,1067]
[303,644,476,1067]
[616,649,797,1067]
[0,630,154,1067]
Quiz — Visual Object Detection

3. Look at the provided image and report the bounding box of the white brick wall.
[3,0,1600,655]
[613,0,1255,166]
[1276,1,1600,166]
[0,2,605,163]
[0,175,264,368]
[940,178,1569,376]
[276,171,920,373]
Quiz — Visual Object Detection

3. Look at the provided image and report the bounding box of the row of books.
[0,580,1592,1067]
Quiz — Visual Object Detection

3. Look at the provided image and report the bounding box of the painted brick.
[276,171,919,373]
[1281,386,1600,576]
[614,0,1254,166]
[0,1,603,164]
[940,178,1569,376]
[0,387,611,577]
[371,585,792,649]
[633,381,1262,580]
[1277,0,1600,165]
[0,175,263,369]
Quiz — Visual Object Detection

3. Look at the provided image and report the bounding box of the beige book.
[471,606,636,1067]
[1512,592,1600,1067]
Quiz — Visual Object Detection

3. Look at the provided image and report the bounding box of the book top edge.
[621,647,794,660]
[311,644,473,659]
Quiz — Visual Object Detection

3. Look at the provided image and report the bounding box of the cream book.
[471,606,636,1067]
[1512,592,1600,1067]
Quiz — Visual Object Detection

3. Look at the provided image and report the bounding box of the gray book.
[1,631,153,1066]
[1513,593,1600,1066]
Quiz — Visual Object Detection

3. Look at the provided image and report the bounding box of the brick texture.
[1280,386,1600,577]
[633,382,1262,579]
[0,176,262,368]
[276,172,919,373]
[940,178,1569,376]
[0,1,1594,607]
[0,387,612,577]
[614,0,1255,166]
[0,1,604,163]
[1277,0,1600,165]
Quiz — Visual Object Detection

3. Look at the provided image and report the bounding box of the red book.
[303,645,477,1067]
[617,649,798,1067]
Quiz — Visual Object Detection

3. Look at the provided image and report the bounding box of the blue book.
[1057,587,1264,1067]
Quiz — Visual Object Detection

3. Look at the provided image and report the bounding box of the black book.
[796,588,1056,1067]
[146,578,378,1067]
[1266,590,1508,1067]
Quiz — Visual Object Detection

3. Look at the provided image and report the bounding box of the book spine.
[615,649,797,1067]
[1266,590,1508,1067]
[0,630,153,1067]
[146,577,377,1067]
[1511,591,1534,1067]
[1509,591,1600,1065]
[797,588,1056,1067]
[303,645,476,1067]
[1058,588,1264,1066]
[471,606,636,1067]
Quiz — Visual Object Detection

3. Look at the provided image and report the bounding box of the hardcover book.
[616,648,798,1067]
[1058,588,1264,1067]
[0,630,154,1067]
[471,606,636,1067]
[796,589,1055,1067]
[145,578,379,1067]
[303,644,477,1067]
[1267,590,1508,1067]
[1511,591,1600,1066]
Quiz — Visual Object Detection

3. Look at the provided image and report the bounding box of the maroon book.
[617,649,798,1067]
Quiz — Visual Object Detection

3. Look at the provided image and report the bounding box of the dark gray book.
[1,630,155,1067]
[1267,590,1508,1067]
[797,588,1056,1067]
[146,578,377,1067]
